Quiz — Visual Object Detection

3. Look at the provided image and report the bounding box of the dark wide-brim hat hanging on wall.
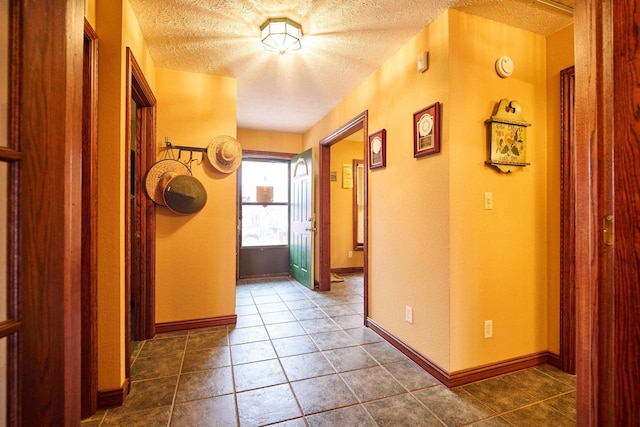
[144,159,207,215]
[144,159,191,205]
[207,135,242,173]
[163,174,207,215]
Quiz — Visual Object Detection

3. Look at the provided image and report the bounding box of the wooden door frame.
[559,65,575,375]
[124,49,157,382]
[575,0,613,423]
[318,111,368,319]
[19,0,84,424]
[4,2,23,424]
[609,1,640,419]
[574,0,640,423]
[81,18,99,419]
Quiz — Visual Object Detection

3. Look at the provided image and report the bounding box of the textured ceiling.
[129,0,573,134]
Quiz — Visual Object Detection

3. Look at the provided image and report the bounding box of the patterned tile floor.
[82,274,576,426]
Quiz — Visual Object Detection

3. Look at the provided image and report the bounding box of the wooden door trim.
[352,159,364,252]
[81,17,99,419]
[574,0,615,424]
[318,111,368,320]
[611,0,640,420]
[559,65,575,374]
[124,49,157,383]
[133,54,157,342]
[19,0,84,423]
[5,2,23,424]
[610,0,640,421]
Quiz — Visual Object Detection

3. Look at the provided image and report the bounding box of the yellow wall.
[94,0,129,391]
[304,10,453,369]
[155,68,237,323]
[545,24,574,355]
[94,0,239,392]
[85,0,96,27]
[447,11,548,371]
[304,10,572,373]
[94,0,157,390]
[123,2,155,86]
[238,129,303,154]
[330,138,365,269]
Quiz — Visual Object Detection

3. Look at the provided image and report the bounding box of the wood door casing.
[559,65,575,375]
[575,0,640,423]
[2,2,23,424]
[19,0,84,424]
[81,17,99,420]
[611,0,640,421]
[124,49,157,385]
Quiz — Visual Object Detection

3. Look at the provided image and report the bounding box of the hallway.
[81,275,576,426]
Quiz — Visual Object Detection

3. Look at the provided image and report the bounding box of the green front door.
[290,149,313,288]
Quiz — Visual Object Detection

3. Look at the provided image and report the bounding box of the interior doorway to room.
[125,49,157,383]
[238,156,292,278]
[319,111,369,321]
[328,130,365,283]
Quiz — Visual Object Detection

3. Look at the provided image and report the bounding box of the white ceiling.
[129,0,573,134]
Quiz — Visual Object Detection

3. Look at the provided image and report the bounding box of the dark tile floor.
[81,274,576,426]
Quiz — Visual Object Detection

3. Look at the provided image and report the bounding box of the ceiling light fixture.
[260,18,302,55]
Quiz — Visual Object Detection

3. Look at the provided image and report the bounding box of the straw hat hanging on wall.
[144,158,207,214]
[144,159,191,206]
[207,135,242,173]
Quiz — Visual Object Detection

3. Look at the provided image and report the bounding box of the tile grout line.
[263,292,309,426]
[242,279,365,425]
[92,276,575,427]
[226,324,242,427]
[165,332,190,426]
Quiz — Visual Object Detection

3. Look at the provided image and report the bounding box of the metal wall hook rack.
[164,137,207,164]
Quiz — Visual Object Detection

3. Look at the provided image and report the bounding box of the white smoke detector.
[495,56,514,78]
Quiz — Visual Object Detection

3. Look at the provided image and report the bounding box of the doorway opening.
[329,130,365,283]
[319,111,369,322]
[124,49,157,383]
[238,157,291,278]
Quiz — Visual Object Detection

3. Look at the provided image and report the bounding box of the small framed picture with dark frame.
[368,129,386,169]
[413,102,441,158]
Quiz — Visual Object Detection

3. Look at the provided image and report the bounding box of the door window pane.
[240,160,289,247]
[241,205,288,246]
[241,161,288,203]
